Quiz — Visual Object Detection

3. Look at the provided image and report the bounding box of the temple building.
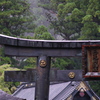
[13,81,100,100]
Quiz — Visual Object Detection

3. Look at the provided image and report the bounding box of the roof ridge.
[12,84,25,96]
[52,81,80,100]
[52,82,71,100]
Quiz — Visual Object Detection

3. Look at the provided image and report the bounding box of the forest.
[0,0,100,97]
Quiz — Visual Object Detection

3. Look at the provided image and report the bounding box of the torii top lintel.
[0,34,100,57]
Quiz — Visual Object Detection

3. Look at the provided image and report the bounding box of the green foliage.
[80,22,99,40]
[48,0,100,40]
[51,57,77,70]
[80,0,100,39]
[82,15,93,22]
[50,0,66,10]
[0,0,36,36]
[34,25,48,34]
[89,81,100,97]
[47,0,83,39]
[20,35,34,39]
[0,75,10,93]
[0,47,4,56]
[34,25,54,40]
[51,57,82,70]
[24,57,37,69]
[70,8,84,22]
[0,64,20,94]
[0,47,11,65]
[0,57,11,65]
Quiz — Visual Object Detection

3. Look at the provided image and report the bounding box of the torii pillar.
[35,55,51,100]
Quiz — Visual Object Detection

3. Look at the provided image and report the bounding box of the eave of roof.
[0,90,24,100]
[13,81,100,100]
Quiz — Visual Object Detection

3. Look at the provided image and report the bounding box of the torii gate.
[0,34,100,100]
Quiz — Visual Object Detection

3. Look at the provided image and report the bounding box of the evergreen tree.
[46,0,83,39]
[80,0,100,39]
[48,0,100,40]
[0,0,36,36]
[34,25,54,40]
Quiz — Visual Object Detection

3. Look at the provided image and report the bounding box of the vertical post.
[35,55,51,100]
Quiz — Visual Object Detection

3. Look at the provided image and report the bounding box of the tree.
[0,0,36,71]
[0,0,36,36]
[23,57,37,70]
[46,0,83,40]
[47,0,100,40]
[0,64,20,94]
[80,0,100,39]
[34,25,54,40]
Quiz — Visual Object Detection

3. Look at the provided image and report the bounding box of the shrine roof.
[0,90,25,100]
[13,82,72,100]
[13,81,100,100]
[0,34,100,48]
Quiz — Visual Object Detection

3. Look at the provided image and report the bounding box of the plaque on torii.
[0,34,100,100]
[82,45,100,78]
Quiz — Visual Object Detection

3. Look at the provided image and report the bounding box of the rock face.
[0,90,25,100]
